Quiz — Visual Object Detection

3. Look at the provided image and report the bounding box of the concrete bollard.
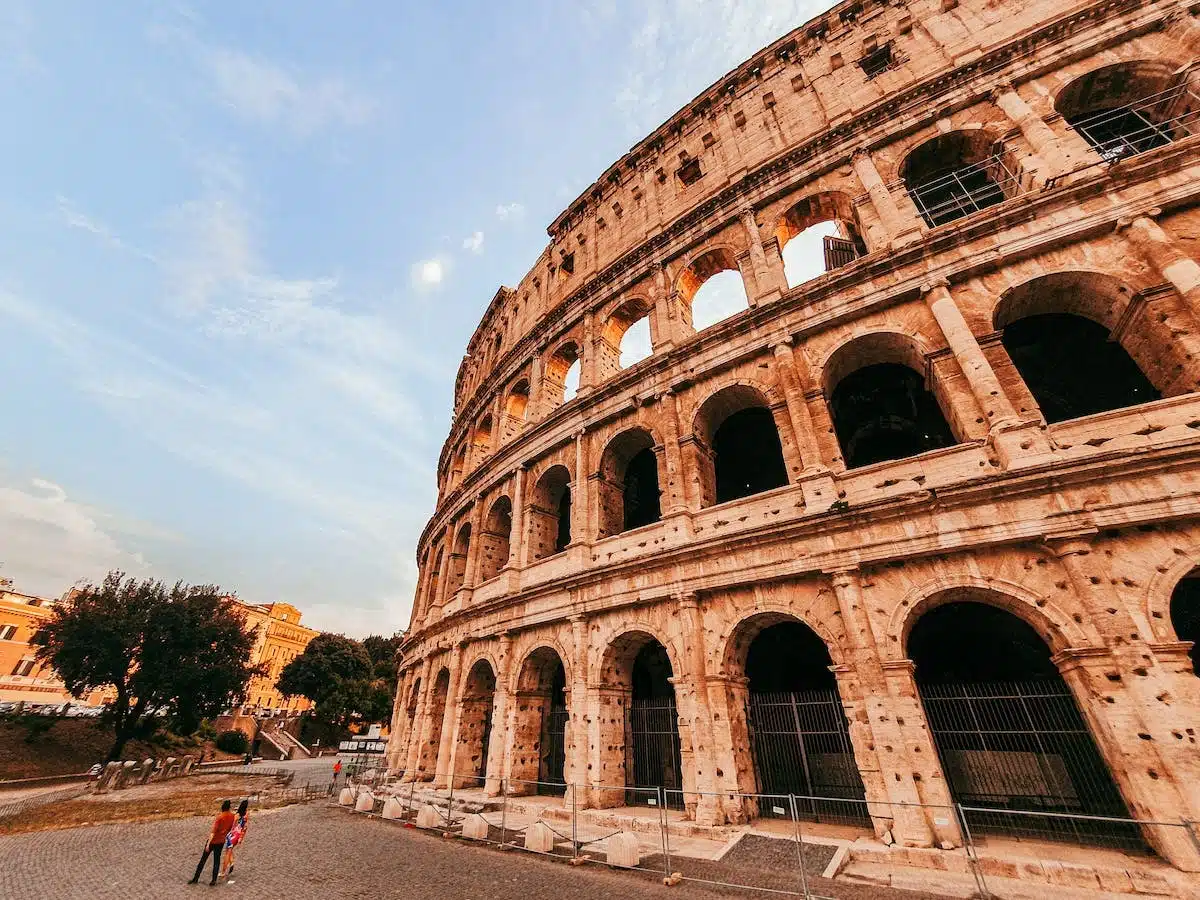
[338,787,356,806]
[381,797,405,819]
[416,804,441,829]
[461,813,489,840]
[354,790,375,812]
[140,759,156,784]
[524,821,555,853]
[607,832,641,868]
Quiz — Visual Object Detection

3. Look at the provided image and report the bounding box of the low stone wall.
[94,755,198,792]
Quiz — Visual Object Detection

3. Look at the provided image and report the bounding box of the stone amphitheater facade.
[389,0,1200,874]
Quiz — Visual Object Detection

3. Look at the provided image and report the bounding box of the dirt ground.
[0,774,282,836]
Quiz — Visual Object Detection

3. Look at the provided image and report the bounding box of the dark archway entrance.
[529,466,572,559]
[627,640,684,807]
[453,660,497,788]
[744,621,868,825]
[910,601,1138,848]
[510,647,569,796]
[596,428,662,537]
[1001,313,1160,423]
[420,668,451,780]
[830,363,956,468]
[1170,570,1200,677]
[713,407,788,503]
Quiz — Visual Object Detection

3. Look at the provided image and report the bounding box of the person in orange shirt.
[188,799,237,886]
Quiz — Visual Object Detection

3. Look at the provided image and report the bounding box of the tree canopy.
[279,631,403,728]
[31,572,260,759]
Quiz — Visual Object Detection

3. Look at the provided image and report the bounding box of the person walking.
[332,759,342,785]
[188,799,236,886]
[220,799,250,883]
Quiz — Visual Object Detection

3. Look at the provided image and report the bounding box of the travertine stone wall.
[388,0,1200,875]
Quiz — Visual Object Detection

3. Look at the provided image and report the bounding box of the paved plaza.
[0,797,956,900]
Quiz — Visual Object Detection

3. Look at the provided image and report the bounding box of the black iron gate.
[748,689,870,825]
[537,704,569,795]
[921,679,1146,849]
[626,696,684,808]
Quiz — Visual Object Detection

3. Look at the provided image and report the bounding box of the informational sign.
[338,739,387,754]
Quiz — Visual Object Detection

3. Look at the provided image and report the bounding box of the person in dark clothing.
[189,799,236,886]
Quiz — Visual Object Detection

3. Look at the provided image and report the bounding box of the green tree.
[361,632,404,695]
[31,571,260,760]
[279,632,399,727]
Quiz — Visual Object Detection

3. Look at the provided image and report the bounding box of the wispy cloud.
[462,230,485,254]
[495,202,525,222]
[410,256,449,291]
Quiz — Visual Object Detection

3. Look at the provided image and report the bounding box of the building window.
[0,624,17,641]
[11,658,36,677]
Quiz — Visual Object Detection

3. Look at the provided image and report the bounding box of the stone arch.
[596,425,663,537]
[821,330,959,469]
[445,521,472,597]
[544,340,582,408]
[718,608,847,679]
[503,378,530,439]
[774,190,868,286]
[528,464,573,560]
[450,443,467,485]
[690,381,790,507]
[509,644,571,793]
[452,657,498,786]
[1144,543,1200,643]
[472,414,493,460]
[418,665,452,779]
[598,296,655,379]
[676,246,749,333]
[899,127,1016,228]
[1054,59,1193,161]
[477,495,512,583]
[993,270,1171,417]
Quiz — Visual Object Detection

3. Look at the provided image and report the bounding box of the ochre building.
[238,601,318,714]
[390,0,1200,877]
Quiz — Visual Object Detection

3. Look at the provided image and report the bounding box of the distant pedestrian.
[188,799,236,886]
[332,759,342,785]
[220,799,250,883]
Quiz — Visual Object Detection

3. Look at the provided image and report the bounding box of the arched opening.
[694,385,788,508]
[901,131,1016,228]
[545,342,582,408]
[1169,569,1200,677]
[679,248,749,332]
[1056,61,1197,163]
[472,415,493,460]
[453,659,497,787]
[736,617,868,825]
[477,497,512,583]
[528,465,572,560]
[599,298,654,381]
[995,274,1163,423]
[425,546,444,614]
[510,647,569,796]
[419,667,451,780]
[909,599,1137,846]
[503,379,530,439]
[399,677,421,774]
[450,444,467,485]
[776,192,867,288]
[445,523,472,597]
[596,428,662,538]
[826,335,956,469]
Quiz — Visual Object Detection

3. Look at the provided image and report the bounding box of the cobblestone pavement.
[0,803,949,899]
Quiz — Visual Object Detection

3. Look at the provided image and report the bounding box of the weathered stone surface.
[381,797,405,820]
[354,791,375,813]
[387,0,1200,880]
[461,813,490,840]
[524,822,555,853]
[606,832,640,868]
[415,804,442,829]
[338,788,355,807]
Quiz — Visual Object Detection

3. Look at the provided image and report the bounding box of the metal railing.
[902,153,1025,228]
[336,771,1200,900]
[1069,81,1200,164]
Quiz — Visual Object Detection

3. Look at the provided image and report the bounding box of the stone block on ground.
[461,813,490,840]
[355,791,375,812]
[524,821,555,853]
[338,787,355,806]
[381,797,405,819]
[606,831,640,868]
[416,804,442,829]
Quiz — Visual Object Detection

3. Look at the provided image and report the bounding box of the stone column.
[484,634,513,795]
[386,668,410,773]
[462,500,486,590]
[1118,212,1200,321]
[771,340,836,509]
[433,643,465,788]
[650,262,685,348]
[990,82,1070,178]
[404,656,435,779]
[529,352,545,420]
[829,570,952,847]
[433,541,453,612]
[579,310,597,393]
[570,429,590,546]
[656,390,690,517]
[676,592,724,825]
[509,466,528,568]
[566,615,591,808]
[921,280,1018,429]
[852,149,921,247]
[741,206,785,304]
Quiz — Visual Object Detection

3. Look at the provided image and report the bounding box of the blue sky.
[0,1,830,637]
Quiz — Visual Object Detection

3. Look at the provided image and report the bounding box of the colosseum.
[388,0,1200,884]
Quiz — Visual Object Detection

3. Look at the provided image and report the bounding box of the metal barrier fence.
[336,772,1200,900]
